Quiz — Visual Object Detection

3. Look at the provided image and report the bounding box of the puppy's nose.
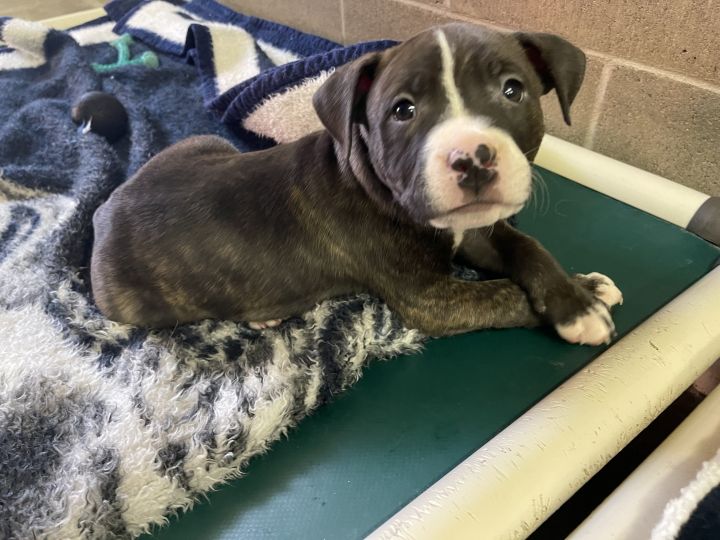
[475,144,496,167]
[448,146,498,195]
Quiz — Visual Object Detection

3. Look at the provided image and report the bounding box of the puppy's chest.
[452,229,466,251]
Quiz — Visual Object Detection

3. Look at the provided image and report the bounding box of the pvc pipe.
[535,135,710,229]
[369,267,720,540]
[41,8,107,30]
[568,383,720,540]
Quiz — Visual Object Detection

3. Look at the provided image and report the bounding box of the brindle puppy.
[91,23,622,344]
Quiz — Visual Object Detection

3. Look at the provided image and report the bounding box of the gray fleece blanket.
[0,4,419,538]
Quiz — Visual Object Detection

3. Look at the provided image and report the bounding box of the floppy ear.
[312,52,383,159]
[513,32,586,126]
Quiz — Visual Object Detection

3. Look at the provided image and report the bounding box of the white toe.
[556,303,615,346]
[248,319,283,330]
[584,272,623,307]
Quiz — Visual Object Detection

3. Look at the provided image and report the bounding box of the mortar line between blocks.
[394,0,509,32]
[339,0,347,45]
[584,50,720,95]
[584,61,615,149]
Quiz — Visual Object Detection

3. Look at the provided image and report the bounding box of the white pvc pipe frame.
[41,8,107,30]
[535,135,710,228]
[369,135,720,540]
[568,383,720,539]
[39,12,720,538]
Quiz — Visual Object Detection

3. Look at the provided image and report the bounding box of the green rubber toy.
[91,34,159,73]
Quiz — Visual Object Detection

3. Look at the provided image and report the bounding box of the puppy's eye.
[502,79,524,103]
[392,99,416,121]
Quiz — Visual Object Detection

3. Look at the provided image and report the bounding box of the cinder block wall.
[221,0,720,196]
[0,0,105,21]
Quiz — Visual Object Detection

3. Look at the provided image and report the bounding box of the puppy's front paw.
[556,272,622,346]
[555,302,615,346]
[582,272,623,308]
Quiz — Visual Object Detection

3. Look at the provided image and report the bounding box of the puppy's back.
[91,135,241,325]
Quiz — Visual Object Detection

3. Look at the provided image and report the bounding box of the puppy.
[91,23,622,344]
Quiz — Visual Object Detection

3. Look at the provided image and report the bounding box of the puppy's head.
[313,23,585,230]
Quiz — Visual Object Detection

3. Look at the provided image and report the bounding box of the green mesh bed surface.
[146,167,719,539]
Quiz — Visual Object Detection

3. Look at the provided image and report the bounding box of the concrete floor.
[0,0,104,21]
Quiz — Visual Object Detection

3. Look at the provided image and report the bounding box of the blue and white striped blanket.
[0,2,411,538]
[107,0,395,145]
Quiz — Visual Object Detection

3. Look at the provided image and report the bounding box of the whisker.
[530,168,550,216]
[538,172,550,214]
[523,145,541,159]
[529,180,539,214]
[538,171,549,215]
[522,169,536,212]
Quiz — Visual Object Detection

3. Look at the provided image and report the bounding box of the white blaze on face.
[435,29,467,118]
[424,30,532,231]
